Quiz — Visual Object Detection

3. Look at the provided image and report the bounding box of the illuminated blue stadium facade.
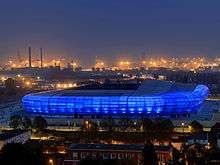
[22,80,209,116]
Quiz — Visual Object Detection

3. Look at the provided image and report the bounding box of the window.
[118,153,124,159]
[73,152,78,159]
[92,152,97,158]
[81,152,88,159]
[127,153,132,159]
[103,152,110,159]
[111,153,117,159]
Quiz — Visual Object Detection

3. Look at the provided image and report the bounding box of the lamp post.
[49,159,53,165]
[181,122,185,133]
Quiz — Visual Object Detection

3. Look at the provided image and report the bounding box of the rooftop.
[28,80,197,97]
[0,130,28,141]
[187,133,208,140]
[70,143,172,152]
[71,83,140,90]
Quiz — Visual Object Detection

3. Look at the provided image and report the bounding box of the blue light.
[22,85,209,115]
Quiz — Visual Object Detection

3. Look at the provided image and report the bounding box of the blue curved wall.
[22,85,208,115]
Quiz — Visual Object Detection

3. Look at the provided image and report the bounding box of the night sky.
[0,0,220,66]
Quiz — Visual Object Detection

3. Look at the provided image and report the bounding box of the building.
[0,130,31,150]
[187,134,209,146]
[64,143,173,165]
[0,101,23,127]
[22,80,208,118]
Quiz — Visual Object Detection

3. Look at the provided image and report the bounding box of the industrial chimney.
[28,46,32,68]
[40,48,43,68]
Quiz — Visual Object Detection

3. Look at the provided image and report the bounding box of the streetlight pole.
[182,122,185,133]
[49,159,53,165]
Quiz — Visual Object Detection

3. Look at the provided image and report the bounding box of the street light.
[49,159,53,165]
[57,84,61,88]
[181,122,185,133]
[1,77,6,81]
[25,81,30,86]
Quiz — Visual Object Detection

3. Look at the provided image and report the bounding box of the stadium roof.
[29,80,197,97]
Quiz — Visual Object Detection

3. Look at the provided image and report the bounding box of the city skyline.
[1,0,220,66]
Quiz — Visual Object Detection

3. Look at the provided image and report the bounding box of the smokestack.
[28,46,32,68]
[40,48,43,68]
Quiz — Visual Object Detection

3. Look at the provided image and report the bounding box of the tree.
[107,117,114,132]
[142,141,157,165]
[154,119,174,141]
[81,120,98,132]
[172,147,183,165]
[0,143,46,165]
[4,78,17,95]
[182,144,206,165]
[103,116,114,132]
[142,118,155,132]
[9,115,22,129]
[141,118,155,141]
[119,116,132,130]
[210,122,220,135]
[216,81,220,94]
[209,122,220,146]
[190,121,203,134]
[22,117,32,130]
[33,116,47,131]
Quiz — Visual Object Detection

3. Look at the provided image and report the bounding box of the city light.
[1,3,219,165]
[4,56,220,71]
[25,81,30,86]
[57,84,61,88]
[56,83,77,89]
[119,61,130,65]
[72,62,77,67]
[1,77,6,81]
[95,60,105,69]
[118,61,131,70]
[49,159,53,165]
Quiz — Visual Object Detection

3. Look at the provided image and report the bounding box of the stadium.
[22,80,209,118]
